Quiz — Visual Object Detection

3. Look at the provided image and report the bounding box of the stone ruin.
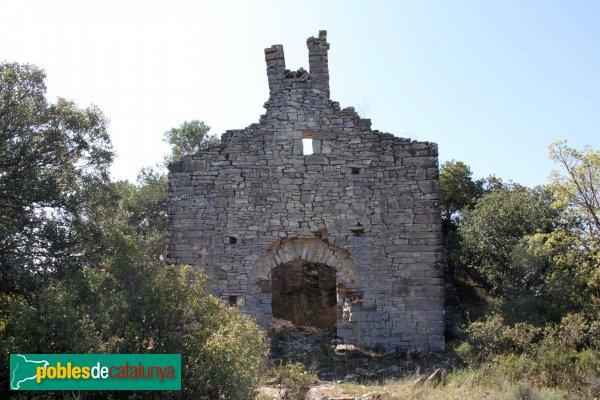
[167,31,445,352]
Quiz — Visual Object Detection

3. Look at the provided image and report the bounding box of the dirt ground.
[262,320,451,399]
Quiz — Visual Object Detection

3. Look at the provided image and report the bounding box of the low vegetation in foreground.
[282,373,569,400]
[260,322,598,399]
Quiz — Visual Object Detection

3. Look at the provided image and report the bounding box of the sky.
[2,0,599,187]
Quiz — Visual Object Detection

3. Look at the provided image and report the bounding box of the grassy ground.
[309,372,568,400]
[265,325,598,399]
[259,370,572,400]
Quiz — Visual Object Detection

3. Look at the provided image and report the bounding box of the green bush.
[489,349,599,397]
[184,298,270,399]
[1,265,269,399]
[540,313,600,351]
[503,380,543,400]
[273,362,317,400]
[458,315,541,364]
[499,380,565,400]
[455,313,600,397]
[493,354,537,383]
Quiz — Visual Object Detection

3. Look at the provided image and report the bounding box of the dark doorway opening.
[271,261,337,329]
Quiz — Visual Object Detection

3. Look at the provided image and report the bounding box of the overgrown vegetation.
[0,62,268,399]
[441,142,600,398]
[303,372,568,400]
[271,362,317,400]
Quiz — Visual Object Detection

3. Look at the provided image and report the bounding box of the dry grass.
[259,370,572,400]
[309,371,570,400]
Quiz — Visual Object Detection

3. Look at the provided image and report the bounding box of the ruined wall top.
[264,30,330,97]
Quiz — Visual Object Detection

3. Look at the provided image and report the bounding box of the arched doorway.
[271,261,336,329]
[248,237,362,335]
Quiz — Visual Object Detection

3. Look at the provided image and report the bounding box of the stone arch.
[247,237,362,329]
[250,237,360,285]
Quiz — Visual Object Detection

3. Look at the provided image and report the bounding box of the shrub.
[457,315,541,365]
[273,362,317,400]
[456,313,600,397]
[185,304,269,400]
[504,380,542,400]
[1,265,270,399]
[493,354,537,384]
[540,313,599,351]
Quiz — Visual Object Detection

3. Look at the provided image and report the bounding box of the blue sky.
[2,0,599,187]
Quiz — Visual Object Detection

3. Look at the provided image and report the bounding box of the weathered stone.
[426,368,443,383]
[167,30,444,352]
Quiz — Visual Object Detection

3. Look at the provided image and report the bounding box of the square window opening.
[302,138,313,155]
[301,130,314,156]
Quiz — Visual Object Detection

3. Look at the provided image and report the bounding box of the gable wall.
[168,31,444,351]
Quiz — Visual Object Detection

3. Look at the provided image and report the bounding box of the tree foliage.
[3,163,270,399]
[442,148,598,326]
[548,140,600,240]
[456,313,600,394]
[0,63,268,398]
[449,145,600,396]
[459,185,558,294]
[111,168,169,261]
[439,160,489,289]
[0,62,113,297]
[543,141,600,314]
[439,160,482,223]
[163,120,219,162]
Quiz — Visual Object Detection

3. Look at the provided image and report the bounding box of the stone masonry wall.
[167,31,445,352]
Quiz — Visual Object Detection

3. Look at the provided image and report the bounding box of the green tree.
[439,160,482,223]
[439,160,485,315]
[111,168,169,261]
[163,120,219,162]
[0,62,113,297]
[3,172,269,399]
[548,140,600,240]
[459,185,558,294]
[544,141,600,314]
[1,63,268,398]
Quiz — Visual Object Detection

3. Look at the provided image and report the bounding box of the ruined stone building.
[167,31,445,352]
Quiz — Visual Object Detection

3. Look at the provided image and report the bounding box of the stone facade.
[167,31,445,352]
